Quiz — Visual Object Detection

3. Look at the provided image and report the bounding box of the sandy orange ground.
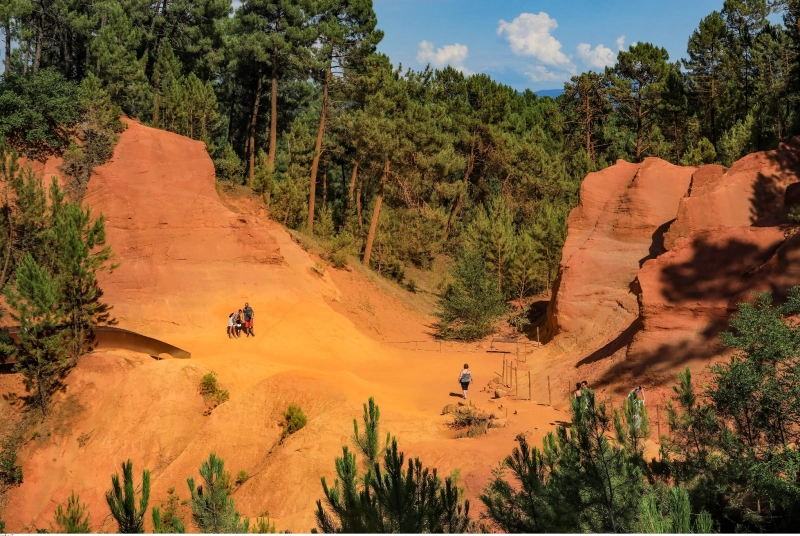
[3,122,603,533]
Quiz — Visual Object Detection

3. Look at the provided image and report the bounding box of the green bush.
[0,441,23,485]
[282,405,307,438]
[53,491,91,533]
[436,251,507,341]
[0,69,80,157]
[214,144,243,183]
[200,372,229,405]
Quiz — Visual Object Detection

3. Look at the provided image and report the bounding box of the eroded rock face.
[545,158,694,352]
[547,137,800,382]
[83,119,283,336]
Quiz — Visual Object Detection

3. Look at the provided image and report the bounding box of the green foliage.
[0,148,116,416]
[282,405,307,439]
[105,460,150,534]
[53,491,91,533]
[436,251,507,341]
[635,486,713,533]
[0,440,22,486]
[481,388,712,533]
[251,516,277,534]
[199,372,230,405]
[214,144,244,183]
[0,69,80,156]
[717,114,756,166]
[60,73,126,200]
[187,453,250,533]
[316,432,470,532]
[6,253,70,418]
[152,487,186,534]
[660,287,800,531]
[352,397,389,468]
[681,137,717,166]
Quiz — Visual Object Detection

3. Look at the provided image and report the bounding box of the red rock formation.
[547,137,800,386]
[545,158,694,355]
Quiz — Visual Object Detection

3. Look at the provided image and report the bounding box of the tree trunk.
[307,63,331,233]
[363,159,390,267]
[442,139,474,243]
[636,91,643,162]
[34,9,43,74]
[23,39,30,75]
[268,47,278,168]
[3,22,10,74]
[141,0,164,74]
[348,163,358,205]
[248,67,263,186]
[356,177,363,230]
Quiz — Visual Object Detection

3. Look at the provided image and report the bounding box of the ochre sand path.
[5,121,567,532]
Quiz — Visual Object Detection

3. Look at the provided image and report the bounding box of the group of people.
[228,302,255,338]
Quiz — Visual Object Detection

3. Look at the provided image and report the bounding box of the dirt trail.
[3,121,566,532]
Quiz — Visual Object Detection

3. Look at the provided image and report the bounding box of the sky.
[373,0,728,92]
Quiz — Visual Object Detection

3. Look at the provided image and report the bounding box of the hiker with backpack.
[458,364,472,400]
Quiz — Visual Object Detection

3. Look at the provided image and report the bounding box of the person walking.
[243,302,255,337]
[458,364,472,400]
[628,385,645,429]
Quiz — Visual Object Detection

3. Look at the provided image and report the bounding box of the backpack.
[461,371,471,383]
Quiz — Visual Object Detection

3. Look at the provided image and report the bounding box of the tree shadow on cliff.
[750,172,785,224]
[658,236,781,304]
[588,319,728,395]
[750,139,800,223]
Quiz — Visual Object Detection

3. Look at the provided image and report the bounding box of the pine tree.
[609,42,671,161]
[352,396,389,468]
[49,190,116,361]
[317,433,470,532]
[106,460,150,534]
[6,253,69,418]
[53,491,91,533]
[187,453,249,533]
[685,11,729,146]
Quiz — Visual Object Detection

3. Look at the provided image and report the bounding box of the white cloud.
[525,65,564,83]
[417,40,473,74]
[575,43,617,69]
[615,35,626,51]
[497,12,570,67]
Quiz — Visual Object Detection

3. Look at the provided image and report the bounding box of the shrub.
[282,405,307,439]
[200,372,230,406]
[436,251,507,341]
[187,453,249,533]
[0,69,80,157]
[214,144,243,183]
[152,487,186,534]
[53,491,91,533]
[0,441,23,486]
[251,514,276,534]
[235,470,249,486]
[106,460,150,533]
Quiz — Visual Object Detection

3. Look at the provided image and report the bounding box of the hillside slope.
[2,121,563,532]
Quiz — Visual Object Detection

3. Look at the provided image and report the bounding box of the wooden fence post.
[515,366,518,397]
[547,375,552,406]
[657,406,661,440]
[528,370,532,401]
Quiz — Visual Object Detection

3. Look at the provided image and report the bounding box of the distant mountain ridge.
[535,89,563,98]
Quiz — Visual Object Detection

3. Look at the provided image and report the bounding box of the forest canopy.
[1,0,799,339]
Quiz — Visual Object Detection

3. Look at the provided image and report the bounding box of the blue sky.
[374,0,728,91]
